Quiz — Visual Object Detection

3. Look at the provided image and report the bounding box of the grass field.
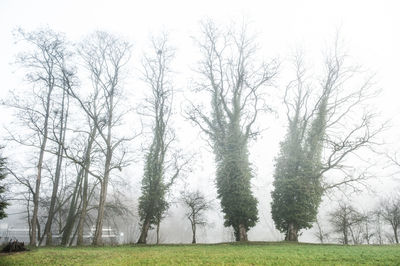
[1,242,400,265]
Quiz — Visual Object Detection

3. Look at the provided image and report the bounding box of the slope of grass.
[1,242,399,265]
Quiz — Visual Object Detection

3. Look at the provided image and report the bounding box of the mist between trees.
[0,20,397,247]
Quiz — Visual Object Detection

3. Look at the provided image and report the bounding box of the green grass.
[1,242,400,265]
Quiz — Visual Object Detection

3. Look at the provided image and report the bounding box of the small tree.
[181,190,211,244]
[378,195,400,244]
[361,210,375,245]
[0,147,8,219]
[373,210,385,245]
[329,203,364,244]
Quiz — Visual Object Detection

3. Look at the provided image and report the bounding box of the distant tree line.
[314,193,400,245]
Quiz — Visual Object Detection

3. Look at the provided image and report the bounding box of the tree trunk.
[156,220,160,244]
[41,145,63,245]
[41,90,68,246]
[46,231,52,245]
[394,225,399,244]
[26,192,32,244]
[238,224,248,242]
[93,153,111,246]
[69,222,79,246]
[61,169,83,246]
[350,226,359,244]
[285,223,298,242]
[93,177,108,246]
[76,126,95,246]
[31,150,45,246]
[30,84,53,246]
[365,224,370,244]
[76,170,89,245]
[192,223,196,244]
[343,225,349,245]
[36,217,41,244]
[137,220,151,244]
[92,90,114,246]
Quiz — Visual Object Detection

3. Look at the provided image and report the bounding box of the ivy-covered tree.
[137,35,181,244]
[216,125,259,241]
[188,21,277,241]
[271,42,383,241]
[0,147,8,220]
[271,85,325,241]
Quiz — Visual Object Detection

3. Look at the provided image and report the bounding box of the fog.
[0,0,399,245]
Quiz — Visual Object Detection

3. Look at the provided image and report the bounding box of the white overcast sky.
[1,0,399,125]
[0,0,399,242]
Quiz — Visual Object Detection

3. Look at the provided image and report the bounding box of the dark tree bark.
[137,219,151,244]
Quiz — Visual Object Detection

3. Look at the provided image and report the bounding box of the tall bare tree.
[6,28,70,246]
[188,20,277,241]
[40,66,73,245]
[76,117,99,245]
[59,89,101,246]
[64,31,133,245]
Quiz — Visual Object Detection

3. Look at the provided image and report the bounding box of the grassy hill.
[1,242,400,265]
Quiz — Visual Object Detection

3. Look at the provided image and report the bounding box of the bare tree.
[378,194,400,244]
[75,118,99,245]
[329,203,364,244]
[64,31,133,245]
[361,210,374,245]
[181,189,211,244]
[373,210,385,245]
[187,20,277,242]
[40,59,74,246]
[59,95,102,246]
[317,39,384,192]
[6,28,70,246]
